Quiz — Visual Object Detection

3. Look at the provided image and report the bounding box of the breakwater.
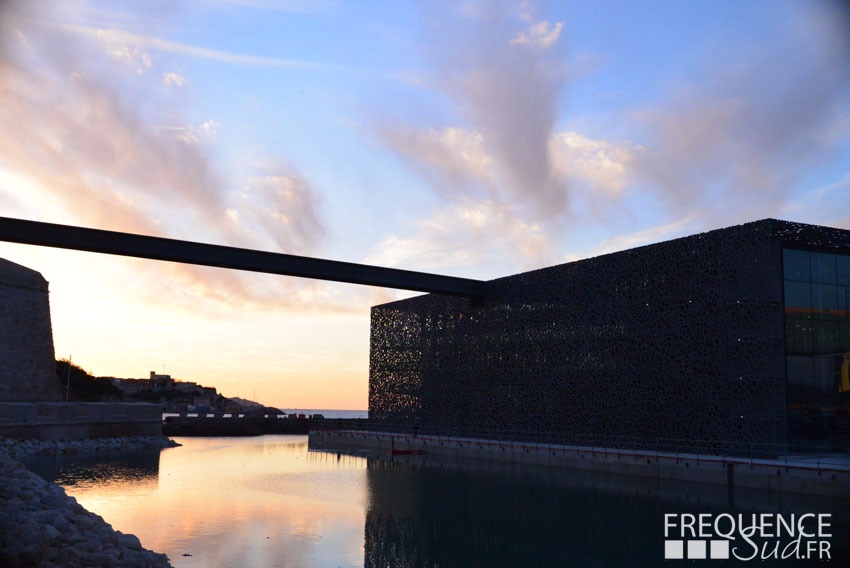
[2,434,179,459]
[162,415,368,437]
[0,436,175,567]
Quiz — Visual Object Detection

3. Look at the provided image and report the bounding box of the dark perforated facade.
[369,219,850,449]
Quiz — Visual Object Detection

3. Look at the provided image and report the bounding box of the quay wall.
[0,402,162,440]
[163,414,305,436]
[310,429,850,498]
[161,416,367,436]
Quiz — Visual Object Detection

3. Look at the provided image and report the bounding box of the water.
[22,435,850,567]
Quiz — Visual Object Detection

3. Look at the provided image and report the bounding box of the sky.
[1,0,849,410]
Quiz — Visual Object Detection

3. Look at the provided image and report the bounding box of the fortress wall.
[0,259,61,402]
[0,402,162,440]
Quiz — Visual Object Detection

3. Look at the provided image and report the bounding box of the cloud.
[380,122,638,214]
[372,0,572,264]
[236,173,325,255]
[510,20,563,49]
[374,0,850,273]
[549,132,637,197]
[376,121,637,268]
[161,119,220,144]
[64,23,334,69]
[631,2,850,227]
[413,1,569,219]
[813,173,850,199]
[781,172,850,229]
[161,71,185,88]
[370,2,645,277]
[363,199,556,278]
[377,126,494,197]
[564,215,698,262]
[0,0,339,314]
[105,43,153,75]
[547,132,642,224]
[204,0,336,14]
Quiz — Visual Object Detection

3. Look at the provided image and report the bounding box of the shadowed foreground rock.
[0,448,172,567]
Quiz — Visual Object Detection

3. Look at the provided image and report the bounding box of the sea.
[21,427,850,567]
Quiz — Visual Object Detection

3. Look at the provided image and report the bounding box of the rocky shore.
[0,436,177,567]
[1,434,179,459]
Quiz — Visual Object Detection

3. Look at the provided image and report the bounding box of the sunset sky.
[1,0,848,410]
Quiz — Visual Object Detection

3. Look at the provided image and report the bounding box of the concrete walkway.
[310,429,850,497]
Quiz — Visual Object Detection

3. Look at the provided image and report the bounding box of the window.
[814,321,841,353]
[837,255,850,285]
[783,249,810,281]
[785,319,813,351]
[811,252,837,283]
[814,357,837,393]
[787,356,814,388]
[783,248,850,445]
[811,284,839,320]
[784,281,811,318]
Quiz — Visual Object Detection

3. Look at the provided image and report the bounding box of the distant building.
[193,394,213,409]
[149,371,174,387]
[111,378,150,395]
[369,219,850,451]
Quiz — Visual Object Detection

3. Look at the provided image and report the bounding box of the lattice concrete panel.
[369,220,850,447]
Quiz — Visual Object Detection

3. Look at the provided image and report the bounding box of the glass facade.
[783,249,850,446]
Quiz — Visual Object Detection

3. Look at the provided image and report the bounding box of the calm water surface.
[27,437,365,567]
[23,435,850,567]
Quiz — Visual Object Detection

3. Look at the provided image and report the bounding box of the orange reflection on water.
[60,436,368,568]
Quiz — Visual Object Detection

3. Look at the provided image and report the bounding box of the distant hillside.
[229,397,261,408]
[55,359,281,414]
[55,359,123,402]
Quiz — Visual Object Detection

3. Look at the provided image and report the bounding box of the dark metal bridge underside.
[0,217,486,299]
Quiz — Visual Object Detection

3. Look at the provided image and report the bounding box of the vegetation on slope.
[55,359,123,402]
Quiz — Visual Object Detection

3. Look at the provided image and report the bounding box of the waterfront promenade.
[310,428,850,497]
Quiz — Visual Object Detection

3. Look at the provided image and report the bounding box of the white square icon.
[664,540,684,559]
[688,540,707,559]
[710,540,730,559]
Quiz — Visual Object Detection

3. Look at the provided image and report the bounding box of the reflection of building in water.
[362,456,850,566]
[369,219,850,450]
[363,458,659,567]
[21,446,162,489]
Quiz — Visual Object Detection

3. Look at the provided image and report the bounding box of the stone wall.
[0,258,61,402]
[0,402,163,440]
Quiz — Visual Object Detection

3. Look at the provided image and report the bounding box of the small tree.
[56,359,123,402]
